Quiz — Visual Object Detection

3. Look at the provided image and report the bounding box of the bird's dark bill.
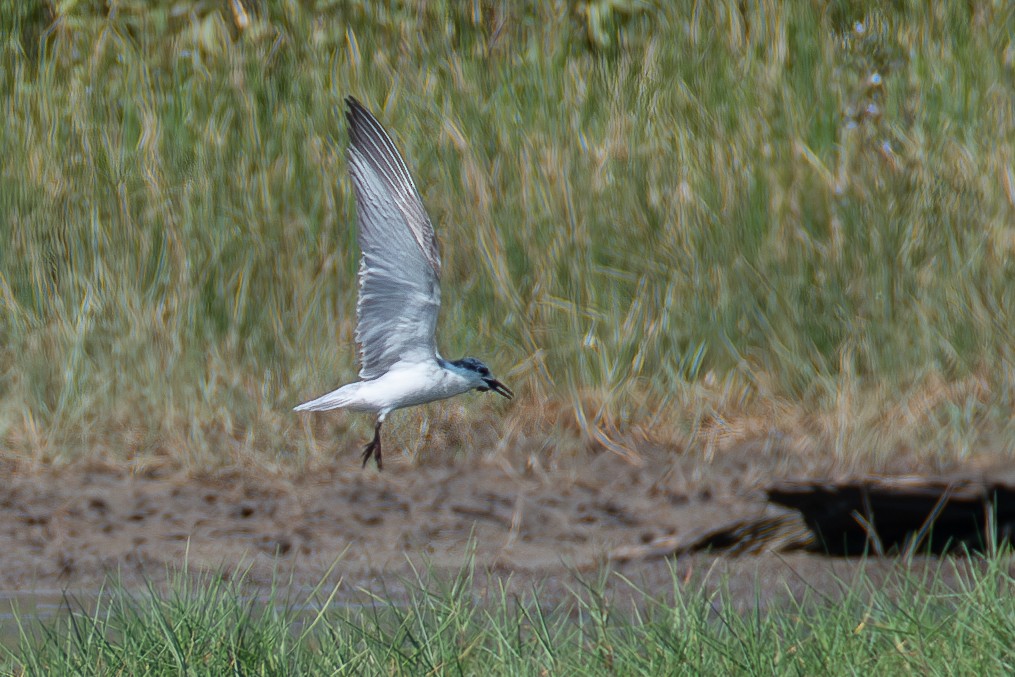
[483,378,513,399]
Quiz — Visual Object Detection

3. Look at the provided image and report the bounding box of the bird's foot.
[361,421,383,470]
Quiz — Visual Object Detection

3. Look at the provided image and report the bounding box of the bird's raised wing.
[344,97,442,379]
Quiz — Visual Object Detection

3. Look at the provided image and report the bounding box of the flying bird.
[294,97,513,469]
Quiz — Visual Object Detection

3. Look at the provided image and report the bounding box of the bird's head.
[448,357,513,399]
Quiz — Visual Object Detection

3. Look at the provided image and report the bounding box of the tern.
[294,97,513,470]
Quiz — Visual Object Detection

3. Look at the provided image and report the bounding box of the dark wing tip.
[343,96,393,161]
[344,95,365,120]
[344,96,372,136]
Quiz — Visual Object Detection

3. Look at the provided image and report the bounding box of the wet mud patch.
[0,442,1010,610]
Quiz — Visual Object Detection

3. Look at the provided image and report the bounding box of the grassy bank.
[5,554,1015,674]
[1,1,1013,470]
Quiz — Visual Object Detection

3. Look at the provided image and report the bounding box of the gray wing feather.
[345,97,442,379]
[346,98,441,274]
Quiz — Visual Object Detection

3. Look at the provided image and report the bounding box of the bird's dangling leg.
[361,418,383,469]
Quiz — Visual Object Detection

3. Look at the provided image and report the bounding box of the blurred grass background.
[1,0,1013,471]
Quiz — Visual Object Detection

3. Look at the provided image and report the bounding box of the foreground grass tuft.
[1,1,1013,469]
[5,552,1015,674]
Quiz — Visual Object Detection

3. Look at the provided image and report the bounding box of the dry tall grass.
[1,1,1013,472]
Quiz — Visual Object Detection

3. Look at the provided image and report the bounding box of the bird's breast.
[356,361,474,413]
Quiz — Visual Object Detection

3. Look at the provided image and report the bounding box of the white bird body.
[295,97,512,469]
[294,359,483,415]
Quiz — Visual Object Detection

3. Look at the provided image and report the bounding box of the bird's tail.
[293,385,357,412]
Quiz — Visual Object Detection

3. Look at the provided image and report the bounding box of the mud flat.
[0,442,1010,613]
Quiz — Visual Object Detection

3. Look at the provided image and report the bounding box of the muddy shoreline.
[0,442,1005,611]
